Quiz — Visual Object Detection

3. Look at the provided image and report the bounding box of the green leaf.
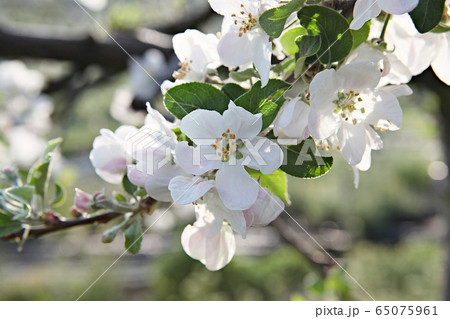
[222,83,247,101]
[229,68,259,82]
[259,0,306,38]
[0,213,22,237]
[164,82,230,119]
[298,5,353,64]
[124,217,143,254]
[42,137,63,158]
[296,34,321,58]
[234,79,290,130]
[27,160,51,197]
[51,184,66,207]
[280,138,333,178]
[409,0,446,33]
[247,168,290,204]
[122,174,137,196]
[114,192,128,203]
[350,20,370,50]
[5,186,34,205]
[280,26,307,55]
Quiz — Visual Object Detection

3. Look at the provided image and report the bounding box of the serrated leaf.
[235,79,290,130]
[247,168,290,204]
[280,138,333,178]
[222,83,247,101]
[259,0,306,38]
[5,185,34,205]
[298,5,353,64]
[124,218,143,254]
[164,82,230,119]
[122,174,137,196]
[229,68,259,82]
[350,20,370,50]
[296,34,321,58]
[409,0,445,33]
[280,26,307,55]
[0,213,22,237]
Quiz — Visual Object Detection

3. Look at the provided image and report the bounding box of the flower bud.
[74,188,94,213]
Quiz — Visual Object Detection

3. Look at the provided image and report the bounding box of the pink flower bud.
[74,188,94,212]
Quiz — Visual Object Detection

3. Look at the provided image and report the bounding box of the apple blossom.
[371,14,450,85]
[208,0,280,87]
[126,104,186,201]
[161,29,220,92]
[174,100,283,210]
[273,97,310,141]
[350,0,419,30]
[90,125,138,184]
[308,60,409,168]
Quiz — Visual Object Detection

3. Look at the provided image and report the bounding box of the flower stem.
[380,14,391,41]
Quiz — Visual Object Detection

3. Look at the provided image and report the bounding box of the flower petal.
[217,31,254,67]
[350,0,381,30]
[252,32,272,87]
[180,109,224,141]
[215,163,259,210]
[244,188,284,226]
[338,60,381,91]
[241,136,283,174]
[377,0,419,15]
[144,164,187,202]
[431,33,450,85]
[338,123,367,166]
[169,175,214,204]
[223,101,262,139]
[175,141,222,175]
[366,89,403,130]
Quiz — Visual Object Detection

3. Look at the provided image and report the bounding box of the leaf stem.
[380,14,391,41]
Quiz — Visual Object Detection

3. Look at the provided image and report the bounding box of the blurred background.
[0,0,449,301]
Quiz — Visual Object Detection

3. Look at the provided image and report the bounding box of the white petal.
[194,201,224,238]
[180,109,224,141]
[338,61,381,91]
[244,188,284,226]
[217,31,254,67]
[181,221,236,271]
[378,0,419,15]
[241,137,283,174]
[431,33,450,85]
[215,164,259,210]
[281,99,310,139]
[338,123,367,166]
[366,125,383,151]
[223,101,262,139]
[252,33,272,87]
[366,89,403,130]
[309,69,340,139]
[175,141,222,175]
[208,0,247,15]
[350,0,381,30]
[144,164,187,201]
[169,175,214,204]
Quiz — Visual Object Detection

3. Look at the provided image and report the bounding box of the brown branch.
[2,211,123,240]
[0,27,173,69]
[272,216,336,276]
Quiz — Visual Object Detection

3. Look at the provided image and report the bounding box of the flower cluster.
[89,0,449,269]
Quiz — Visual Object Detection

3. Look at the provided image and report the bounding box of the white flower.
[273,97,310,140]
[90,125,138,184]
[371,14,450,85]
[0,60,44,97]
[345,43,412,87]
[208,0,279,86]
[174,101,283,210]
[78,0,108,12]
[308,60,409,167]
[161,29,220,92]
[181,208,236,271]
[126,105,186,201]
[350,0,419,30]
[181,187,283,270]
